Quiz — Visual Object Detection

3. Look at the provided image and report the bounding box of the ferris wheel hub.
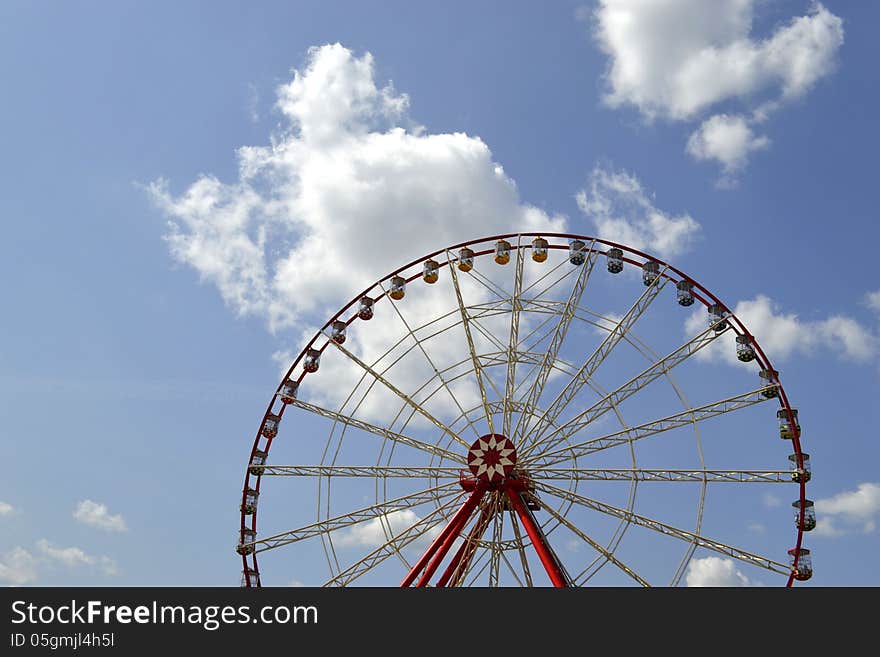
[467,434,517,483]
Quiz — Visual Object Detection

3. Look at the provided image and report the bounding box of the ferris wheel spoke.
[536,495,650,587]
[286,398,464,463]
[252,482,459,553]
[535,481,791,576]
[518,323,729,461]
[488,493,504,586]
[526,387,777,466]
[447,252,496,435]
[502,243,526,437]
[508,509,534,587]
[322,337,469,450]
[254,465,463,478]
[525,467,796,483]
[518,268,670,453]
[379,281,484,440]
[324,492,465,587]
[511,245,598,448]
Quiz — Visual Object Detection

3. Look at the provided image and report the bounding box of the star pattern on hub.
[468,434,517,482]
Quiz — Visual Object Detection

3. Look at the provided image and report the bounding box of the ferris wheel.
[237,233,814,587]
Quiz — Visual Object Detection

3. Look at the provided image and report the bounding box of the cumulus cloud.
[588,1,844,178]
[0,547,38,585]
[0,541,119,584]
[575,165,700,258]
[151,43,565,334]
[73,500,127,532]
[686,556,753,586]
[686,114,769,181]
[685,294,878,366]
[814,483,880,537]
[0,501,14,516]
[334,509,442,549]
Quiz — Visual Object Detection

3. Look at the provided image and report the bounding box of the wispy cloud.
[73,500,127,533]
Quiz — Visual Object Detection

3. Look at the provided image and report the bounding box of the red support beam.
[401,484,487,587]
[436,502,494,587]
[505,483,569,588]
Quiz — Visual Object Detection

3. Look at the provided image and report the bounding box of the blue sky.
[1,0,878,587]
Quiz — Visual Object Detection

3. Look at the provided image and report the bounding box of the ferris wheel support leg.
[505,484,569,588]
[436,502,494,587]
[401,484,487,587]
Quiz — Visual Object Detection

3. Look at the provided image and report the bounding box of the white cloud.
[334,509,440,549]
[763,492,781,508]
[0,540,119,584]
[747,522,766,535]
[591,0,843,120]
[814,483,880,537]
[686,114,769,180]
[36,539,95,568]
[0,547,38,585]
[73,500,127,532]
[575,165,700,258]
[0,501,14,516]
[866,290,880,313]
[685,295,878,366]
[151,43,565,334]
[589,1,844,177]
[686,556,753,586]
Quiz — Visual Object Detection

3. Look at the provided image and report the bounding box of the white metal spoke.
[447,251,496,435]
[325,492,465,586]
[503,241,525,437]
[252,482,459,553]
[528,387,776,466]
[511,244,598,446]
[524,468,796,483]
[519,324,729,460]
[508,509,534,587]
[322,337,469,449]
[256,465,462,478]
[286,398,464,464]
[518,268,669,452]
[488,492,503,587]
[535,494,650,587]
[536,481,791,575]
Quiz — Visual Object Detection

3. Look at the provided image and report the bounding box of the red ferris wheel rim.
[238,232,809,587]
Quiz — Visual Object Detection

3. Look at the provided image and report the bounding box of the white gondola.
[458,247,475,272]
[248,449,267,476]
[759,369,779,398]
[358,296,374,320]
[241,568,260,587]
[676,280,694,306]
[708,303,729,331]
[569,240,586,266]
[494,240,511,265]
[532,237,548,263]
[242,488,259,515]
[279,379,298,403]
[788,453,811,483]
[236,529,256,555]
[330,321,347,344]
[788,548,812,581]
[390,276,406,300]
[642,261,659,286]
[777,408,800,439]
[736,334,756,362]
[423,259,439,283]
[261,413,279,439]
[606,248,623,274]
[303,348,320,373]
[792,499,816,531]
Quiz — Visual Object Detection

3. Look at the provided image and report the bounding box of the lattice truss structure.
[237,234,814,587]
